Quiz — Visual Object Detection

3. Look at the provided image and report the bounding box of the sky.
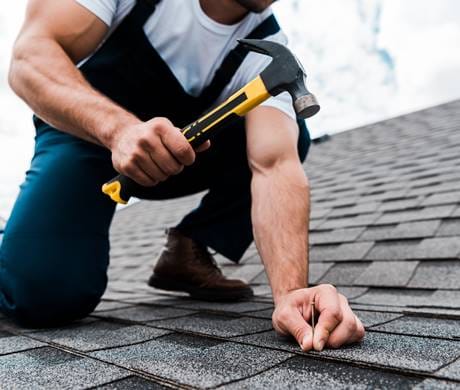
[1,0,460,218]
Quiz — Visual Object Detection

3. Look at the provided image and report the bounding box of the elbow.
[8,42,27,96]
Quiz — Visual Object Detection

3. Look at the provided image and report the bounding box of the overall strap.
[201,14,281,105]
[126,0,161,27]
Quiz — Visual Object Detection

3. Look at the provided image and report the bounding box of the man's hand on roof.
[109,117,210,187]
[272,284,365,352]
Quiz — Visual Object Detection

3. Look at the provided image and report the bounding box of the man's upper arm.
[17,0,110,63]
[245,106,299,171]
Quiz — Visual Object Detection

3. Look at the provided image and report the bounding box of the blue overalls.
[0,0,310,327]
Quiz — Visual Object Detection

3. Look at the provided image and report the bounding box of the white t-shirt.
[76,0,296,120]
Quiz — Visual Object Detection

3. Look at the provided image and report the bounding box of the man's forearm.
[8,36,138,147]
[251,159,310,304]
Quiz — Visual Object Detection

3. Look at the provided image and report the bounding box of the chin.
[234,0,275,13]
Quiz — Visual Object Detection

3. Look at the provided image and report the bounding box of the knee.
[0,252,106,328]
[0,235,109,328]
[9,277,105,328]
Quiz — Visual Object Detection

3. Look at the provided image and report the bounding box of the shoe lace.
[191,242,221,274]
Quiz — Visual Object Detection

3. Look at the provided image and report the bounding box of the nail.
[311,300,315,339]
[317,339,325,352]
[301,335,310,351]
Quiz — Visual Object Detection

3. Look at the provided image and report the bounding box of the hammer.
[102,39,320,204]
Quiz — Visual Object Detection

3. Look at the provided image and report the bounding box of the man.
[0,0,364,352]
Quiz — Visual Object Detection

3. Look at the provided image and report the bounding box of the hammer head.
[238,38,320,119]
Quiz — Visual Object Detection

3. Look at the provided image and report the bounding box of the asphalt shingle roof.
[1,100,459,388]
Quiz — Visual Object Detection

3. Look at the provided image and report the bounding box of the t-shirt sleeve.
[75,0,118,26]
[238,30,297,121]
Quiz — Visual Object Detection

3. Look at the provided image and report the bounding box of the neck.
[199,0,249,25]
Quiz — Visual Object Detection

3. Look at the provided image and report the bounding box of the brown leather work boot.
[148,228,253,301]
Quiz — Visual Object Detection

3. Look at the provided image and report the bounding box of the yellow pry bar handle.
[102,76,270,204]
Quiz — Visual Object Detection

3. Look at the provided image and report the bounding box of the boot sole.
[148,274,254,302]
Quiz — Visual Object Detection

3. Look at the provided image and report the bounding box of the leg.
[0,127,116,327]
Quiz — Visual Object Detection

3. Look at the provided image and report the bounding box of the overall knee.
[0,242,108,327]
[10,273,106,328]
[1,232,110,327]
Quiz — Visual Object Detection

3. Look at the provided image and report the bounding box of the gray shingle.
[422,191,460,206]
[318,213,380,229]
[362,220,443,241]
[308,262,334,284]
[149,313,272,337]
[90,334,292,388]
[376,205,455,225]
[353,310,402,328]
[310,242,373,262]
[310,207,331,219]
[328,202,380,217]
[365,240,421,260]
[309,227,365,244]
[437,218,460,237]
[391,220,442,239]
[319,262,370,285]
[436,358,460,381]
[357,224,398,241]
[93,300,134,312]
[379,197,422,212]
[412,237,460,259]
[224,356,421,390]
[93,305,193,322]
[354,261,419,287]
[408,261,460,289]
[243,308,273,319]
[352,288,460,309]
[153,298,273,313]
[452,207,460,217]
[227,264,264,283]
[33,321,169,351]
[0,347,128,389]
[372,316,460,339]
[336,287,369,299]
[429,290,460,309]
[0,330,45,356]
[351,288,434,306]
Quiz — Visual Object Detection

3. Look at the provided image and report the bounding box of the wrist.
[98,110,140,149]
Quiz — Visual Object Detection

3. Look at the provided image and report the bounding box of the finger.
[148,145,184,177]
[274,307,313,351]
[327,295,358,349]
[123,162,157,187]
[196,140,211,152]
[161,128,195,166]
[313,285,342,351]
[138,153,168,182]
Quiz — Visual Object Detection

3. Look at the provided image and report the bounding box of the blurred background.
[1,0,459,219]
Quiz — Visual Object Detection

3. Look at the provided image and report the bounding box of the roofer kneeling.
[0,0,364,352]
